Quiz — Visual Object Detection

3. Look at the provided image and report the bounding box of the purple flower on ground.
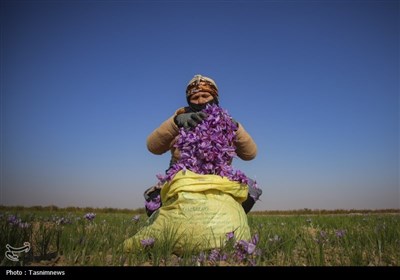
[140,238,155,248]
[236,240,256,255]
[226,231,235,241]
[269,234,282,243]
[335,229,346,238]
[84,212,96,221]
[220,253,228,261]
[208,249,221,263]
[7,215,21,226]
[232,234,261,265]
[18,222,30,229]
[251,233,259,245]
[56,217,72,225]
[196,252,207,265]
[132,215,140,222]
[315,230,329,244]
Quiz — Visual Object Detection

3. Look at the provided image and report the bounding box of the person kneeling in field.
[124,75,262,253]
[144,74,262,216]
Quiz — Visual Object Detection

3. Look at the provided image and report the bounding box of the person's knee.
[144,186,162,217]
[242,195,256,214]
[242,182,262,213]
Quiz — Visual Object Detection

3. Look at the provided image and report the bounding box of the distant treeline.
[251,208,400,215]
[0,205,146,214]
[0,205,398,215]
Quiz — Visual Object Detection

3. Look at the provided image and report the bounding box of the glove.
[174,112,207,129]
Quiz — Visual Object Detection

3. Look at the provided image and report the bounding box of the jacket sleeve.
[146,114,180,155]
[235,123,257,160]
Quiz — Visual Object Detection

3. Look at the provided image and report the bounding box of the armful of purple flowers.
[158,104,256,188]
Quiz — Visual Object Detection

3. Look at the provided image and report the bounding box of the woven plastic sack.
[124,170,251,253]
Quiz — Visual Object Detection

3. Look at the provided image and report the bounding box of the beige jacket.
[147,108,257,165]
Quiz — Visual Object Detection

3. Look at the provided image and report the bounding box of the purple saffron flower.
[132,214,140,222]
[196,252,207,264]
[18,222,30,229]
[7,215,20,226]
[251,233,259,245]
[208,249,221,263]
[140,238,155,248]
[335,229,346,238]
[237,240,256,255]
[234,250,245,263]
[246,243,256,255]
[84,212,96,221]
[269,235,282,243]
[220,253,228,261]
[226,231,235,240]
[145,195,161,211]
[315,230,328,244]
[56,217,72,225]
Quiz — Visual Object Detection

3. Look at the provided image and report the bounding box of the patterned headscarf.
[186,74,219,98]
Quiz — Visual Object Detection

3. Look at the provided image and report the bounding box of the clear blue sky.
[1,0,398,211]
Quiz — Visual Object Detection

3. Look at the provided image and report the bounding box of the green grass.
[1,209,399,266]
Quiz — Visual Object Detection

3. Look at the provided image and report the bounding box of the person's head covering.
[185,74,219,111]
[186,74,218,98]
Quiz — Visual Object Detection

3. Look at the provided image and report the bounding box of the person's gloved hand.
[174,112,207,129]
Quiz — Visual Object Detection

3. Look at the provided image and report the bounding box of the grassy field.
[1,207,399,266]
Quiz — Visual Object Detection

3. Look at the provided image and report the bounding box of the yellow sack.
[124,170,251,253]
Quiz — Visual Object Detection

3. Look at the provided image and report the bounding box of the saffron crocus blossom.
[226,231,235,241]
[335,229,346,238]
[157,104,256,186]
[195,252,207,265]
[269,235,282,243]
[7,215,21,226]
[208,249,222,263]
[132,215,140,222]
[84,212,96,221]
[145,195,161,211]
[140,238,155,248]
[56,217,72,225]
[18,222,30,229]
[251,233,259,245]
